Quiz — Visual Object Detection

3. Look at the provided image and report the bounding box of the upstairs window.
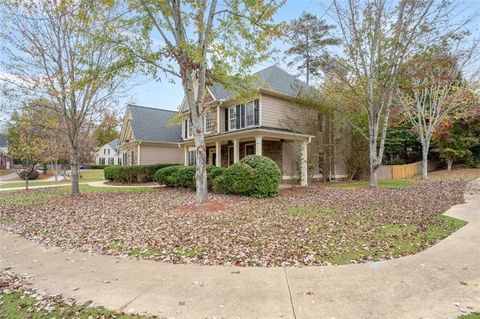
[229,108,236,130]
[186,119,193,138]
[245,101,255,127]
[204,112,212,133]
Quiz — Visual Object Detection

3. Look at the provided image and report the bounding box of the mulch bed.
[0,176,473,267]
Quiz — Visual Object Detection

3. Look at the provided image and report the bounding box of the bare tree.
[0,1,131,195]
[331,0,460,186]
[123,0,284,204]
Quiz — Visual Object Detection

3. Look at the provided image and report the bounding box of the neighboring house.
[179,65,348,185]
[118,105,184,165]
[0,134,12,170]
[95,139,120,165]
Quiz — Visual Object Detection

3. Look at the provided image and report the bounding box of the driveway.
[1,182,479,318]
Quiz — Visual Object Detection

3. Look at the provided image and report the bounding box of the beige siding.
[261,94,316,133]
[120,144,138,166]
[140,144,183,165]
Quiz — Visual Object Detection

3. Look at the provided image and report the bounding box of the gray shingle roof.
[0,134,7,148]
[127,105,182,143]
[108,139,118,151]
[209,65,310,100]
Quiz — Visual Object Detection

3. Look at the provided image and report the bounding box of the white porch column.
[300,141,308,186]
[233,139,240,163]
[255,136,263,156]
[184,146,188,166]
[215,141,221,167]
[137,143,141,165]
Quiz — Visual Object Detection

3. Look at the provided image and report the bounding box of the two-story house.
[179,65,348,186]
[95,139,120,165]
[118,104,184,166]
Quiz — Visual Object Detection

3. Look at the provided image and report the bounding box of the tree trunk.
[421,146,429,180]
[25,175,29,190]
[194,131,208,204]
[447,159,453,171]
[369,134,379,187]
[53,161,58,183]
[70,149,80,196]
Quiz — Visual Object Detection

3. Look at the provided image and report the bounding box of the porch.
[180,128,314,186]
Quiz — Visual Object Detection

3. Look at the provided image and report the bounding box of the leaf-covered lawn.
[0,171,472,266]
[0,269,152,319]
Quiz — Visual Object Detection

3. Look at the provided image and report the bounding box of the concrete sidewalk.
[1,185,480,318]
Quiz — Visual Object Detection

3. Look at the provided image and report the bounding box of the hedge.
[90,165,110,169]
[104,164,179,183]
[155,165,225,190]
[212,155,281,198]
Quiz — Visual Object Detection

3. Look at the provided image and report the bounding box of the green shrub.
[18,169,40,180]
[154,165,181,186]
[155,165,225,190]
[105,164,179,183]
[104,166,122,181]
[212,155,281,198]
[90,165,109,169]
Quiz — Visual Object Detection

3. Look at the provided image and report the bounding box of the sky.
[1,0,479,127]
[119,0,336,111]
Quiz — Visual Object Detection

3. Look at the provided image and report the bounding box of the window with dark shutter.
[235,105,241,129]
[240,104,245,128]
[254,99,259,125]
[224,108,229,131]
[184,120,188,138]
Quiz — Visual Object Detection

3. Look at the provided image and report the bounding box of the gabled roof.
[108,139,118,151]
[209,65,310,101]
[126,104,182,143]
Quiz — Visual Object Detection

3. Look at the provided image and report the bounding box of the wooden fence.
[378,160,438,180]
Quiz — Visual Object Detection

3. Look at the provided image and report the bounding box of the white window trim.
[244,142,255,156]
[228,107,237,131]
[245,101,255,128]
[228,100,257,131]
[204,112,212,134]
[188,147,196,166]
[186,120,193,138]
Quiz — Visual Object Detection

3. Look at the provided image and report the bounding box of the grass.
[0,169,14,176]
[327,179,415,190]
[0,184,153,207]
[458,313,480,319]
[0,291,151,319]
[0,169,105,189]
[128,247,161,258]
[323,215,467,265]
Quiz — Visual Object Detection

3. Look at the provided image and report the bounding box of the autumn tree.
[285,12,340,85]
[0,1,131,195]
[398,47,477,179]
[7,108,48,190]
[119,0,284,204]
[330,0,460,186]
[94,111,120,147]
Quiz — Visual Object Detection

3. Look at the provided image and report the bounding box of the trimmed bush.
[18,169,40,180]
[90,164,109,169]
[212,155,281,198]
[104,166,122,181]
[104,163,179,183]
[155,165,225,190]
